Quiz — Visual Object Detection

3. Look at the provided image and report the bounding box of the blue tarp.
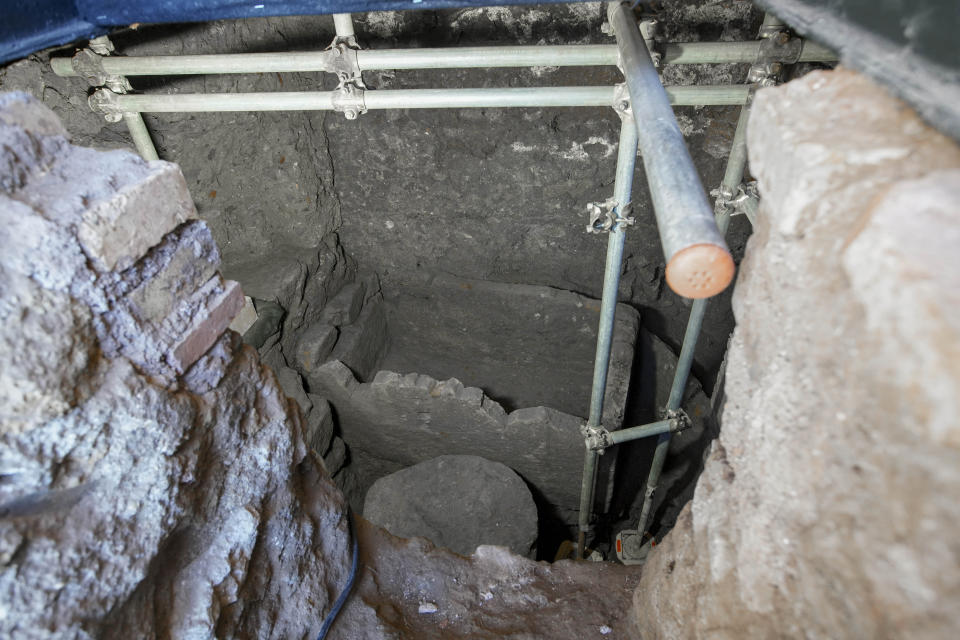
[1,0,583,64]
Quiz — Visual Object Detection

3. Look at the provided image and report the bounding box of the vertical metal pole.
[577,113,639,559]
[122,112,160,161]
[333,14,355,39]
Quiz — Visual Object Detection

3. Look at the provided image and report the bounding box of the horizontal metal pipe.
[362,41,836,68]
[665,39,834,64]
[99,91,337,112]
[49,41,836,78]
[364,86,613,109]
[51,52,339,76]
[357,45,616,69]
[608,419,675,446]
[94,85,749,113]
[609,1,734,300]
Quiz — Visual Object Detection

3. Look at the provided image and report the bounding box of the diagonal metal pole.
[633,11,785,539]
[608,1,734,300]
[633,98,745,542]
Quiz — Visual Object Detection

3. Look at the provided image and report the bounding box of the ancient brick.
[170,279,244,372]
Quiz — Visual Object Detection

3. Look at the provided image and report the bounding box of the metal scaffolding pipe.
[608,419,675,446]
[634,226,726,536]
[609,1,734,300]
[577,113,639,559]
[362,86,614,109]
[333,13,355,39]
[49,40,836,78]
[358,45,614,69]
[94,90,338,112]
[122,112,159,161]
[630,10,792,546]
[89,85,750,115]
[719,95,753,198]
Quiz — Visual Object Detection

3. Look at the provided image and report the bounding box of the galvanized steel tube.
[51,52,339,76]
[333,13,355,39]
[122,112,159,161]
[367,85,750,109]
[96,91,338,112]
[92,85,748,115]
[635,209,733,536]
[360,41,835,68]
[608,1,734,300]
[50,41,836,77]
[577,114,639,559]
[357,45,617,69]
[608,419,675,446]
[364,86,613,109]
[719,95,753,197]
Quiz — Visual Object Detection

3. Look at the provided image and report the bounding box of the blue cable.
[317,511,359,640]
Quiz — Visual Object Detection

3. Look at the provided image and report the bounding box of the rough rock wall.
[310,362,595,512]
[631,68,960,638]
[0,93,353,638]
[379,273,638,418]
[0,0,769,390]
[328,1,763,388]
[0,16,343,267]
[0,16,356,372]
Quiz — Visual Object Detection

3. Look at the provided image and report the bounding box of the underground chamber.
[15,1,960,638]
[40,2,791,562]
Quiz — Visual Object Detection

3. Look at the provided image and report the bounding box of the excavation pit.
[300,272,639,549]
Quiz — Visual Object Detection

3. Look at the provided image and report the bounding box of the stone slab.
[78,162,198,271]
[364,455,538,557]
[294,322,339,377]
[304,395,335,456]
[320,280,366,327]
[328,293,388,382]
[379,273,639,422]
[310,361,602,512]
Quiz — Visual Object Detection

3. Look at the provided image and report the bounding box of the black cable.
[317,510,359,640]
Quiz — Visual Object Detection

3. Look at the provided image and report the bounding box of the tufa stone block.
[78,163,197,271]
[363,455,538,558]
[274,366,313,415]
[330,293,388,381]
[320,281,366,326]
[128,227,219,324]
[293,322,339,377]
[229,296,259,335]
